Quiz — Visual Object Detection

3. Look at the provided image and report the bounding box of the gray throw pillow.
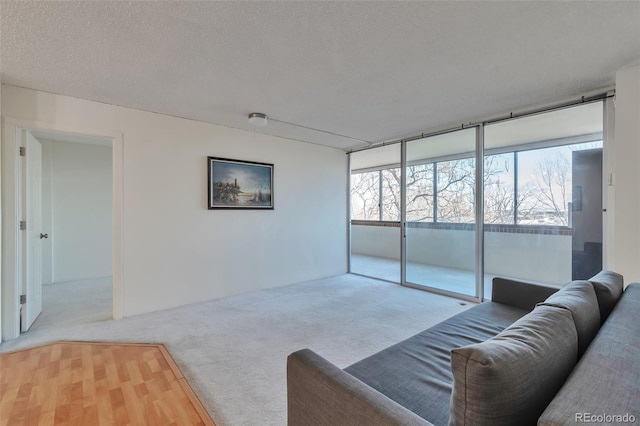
[449,305,577,426]
[539,280,600,357]
[588,270,623,323]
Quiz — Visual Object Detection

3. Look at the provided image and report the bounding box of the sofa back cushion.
[539,284,640,426]
[588,270,623,323]
[539,280,600,357]
[449,305,578,426]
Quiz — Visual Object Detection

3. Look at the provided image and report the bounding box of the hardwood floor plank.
[0,342,215,425]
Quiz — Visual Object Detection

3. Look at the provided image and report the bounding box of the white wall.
[1,84,347,317]
[352,225,572,284]
[351,225,400,259]
[406,228,475,270]
[610,65,640,284]
[484,231,571,284]
[50,140,113,282]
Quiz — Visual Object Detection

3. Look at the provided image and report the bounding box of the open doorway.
[2,118,123,342]
[26,130,114,332]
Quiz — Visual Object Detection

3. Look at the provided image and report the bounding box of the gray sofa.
[287,271,639,425]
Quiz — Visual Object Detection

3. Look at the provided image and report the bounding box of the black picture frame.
[207,157,274,210]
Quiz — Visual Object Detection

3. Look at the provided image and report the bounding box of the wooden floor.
[0,341,215,426]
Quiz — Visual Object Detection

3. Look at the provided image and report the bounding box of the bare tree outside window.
[483,154,542,225]
[406,164,434,221]
[535,153,570,225]
[351,171,380,220]
[437,159,475,223]
[519,147,572,226]
[484,154,514,224]
[350,141,602,227]
[381,169,401,221]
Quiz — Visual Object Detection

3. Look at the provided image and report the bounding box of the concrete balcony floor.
[350,254,494,300]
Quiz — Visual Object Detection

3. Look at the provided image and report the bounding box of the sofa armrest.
[287,349,432,426]
[491,277,560,311]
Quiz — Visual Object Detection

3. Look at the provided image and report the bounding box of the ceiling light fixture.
[248,112,268,128]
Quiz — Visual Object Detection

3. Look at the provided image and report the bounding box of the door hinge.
[19,146,26,156]
[20,294,26,304]
[19,220,26,230]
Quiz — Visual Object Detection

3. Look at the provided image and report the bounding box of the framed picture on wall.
[207,157,274,210]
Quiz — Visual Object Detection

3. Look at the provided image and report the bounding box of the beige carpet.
[0,274,472,425]
[30,277,113,333]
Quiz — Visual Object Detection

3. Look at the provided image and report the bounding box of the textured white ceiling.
[1,1,639,150]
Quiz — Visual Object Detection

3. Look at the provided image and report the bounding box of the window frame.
[351,133,602,229]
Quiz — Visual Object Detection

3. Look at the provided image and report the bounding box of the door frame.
[1,117,124,341]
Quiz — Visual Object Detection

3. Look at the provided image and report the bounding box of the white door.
[21,130,43,331]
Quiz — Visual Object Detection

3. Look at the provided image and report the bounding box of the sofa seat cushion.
[449,305,578,426]
[539,280,600,357]
[589,270,623,323]
[344,302,527,426]
[539,283,640,426]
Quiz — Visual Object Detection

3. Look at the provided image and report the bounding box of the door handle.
[40,233,48,239]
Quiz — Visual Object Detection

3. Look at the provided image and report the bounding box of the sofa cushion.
[589,270,623,323]
[287,349,430,426]
[539,280,600,357]
[345,301,528,426]
[539,283,640,426]
[491,277,559,311]
[449,305,578,426]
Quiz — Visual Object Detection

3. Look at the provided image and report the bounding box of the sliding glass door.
[348,100,605,302]
[350,145,401,282]
[483,102,604,298]
[404,128,478,297]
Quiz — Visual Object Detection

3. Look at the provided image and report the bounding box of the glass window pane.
[381,168,401,221]
[436,158,475,223]
[406,163,434,222]
[483,101,604,301]
[350,144,401,283]
[405,127,477,297]
[517,146,572,226]
[351,171,380,220]
[517,141,604,226]
[484,153,515,224]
